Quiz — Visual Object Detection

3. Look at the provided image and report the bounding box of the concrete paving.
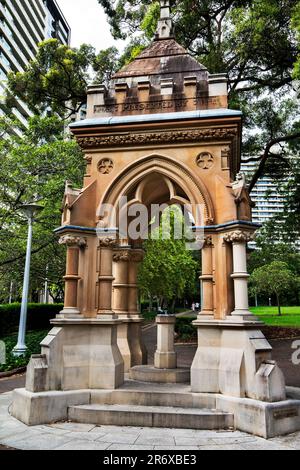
[0,392,300,450]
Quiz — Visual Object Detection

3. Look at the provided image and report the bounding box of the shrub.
[0,303,63,337]
[175,317,197,341]
[142,310,158,321]
[0,330,49,372]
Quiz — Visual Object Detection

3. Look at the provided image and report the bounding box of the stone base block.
[129,365,190,383]
[191,318,286,402]
[217,395,300,439]
[11,388,90,426]
[26,318,125,392]
[154,352,177,369]
[117,319,148,373]
[128,320,148,366]
[11,382,300,438]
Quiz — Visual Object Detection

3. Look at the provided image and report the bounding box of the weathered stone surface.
[68,403,234,430]
[11,389,90,426]
[155,315,177,370]
[130,365,190,384]
[23,319,125,393]
[191,319,287,403]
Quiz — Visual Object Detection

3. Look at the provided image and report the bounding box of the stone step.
[68,404,234,430]
[90,381,218,409]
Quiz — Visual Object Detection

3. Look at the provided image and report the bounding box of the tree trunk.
[276,294,282,317]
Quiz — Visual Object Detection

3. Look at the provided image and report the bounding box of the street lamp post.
[13,204,43,357]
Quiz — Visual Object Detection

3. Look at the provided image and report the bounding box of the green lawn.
[250,306,300,328]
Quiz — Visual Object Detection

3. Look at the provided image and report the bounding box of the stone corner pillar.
[59,234,87,318]
[154,315,177,369]
[223,230,254,318]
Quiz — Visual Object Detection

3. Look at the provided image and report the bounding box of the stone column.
[59,235,87,317]
[127,249,148,366]
[199,236,214,316]
[113,248,130,316]
[97,237,117,317]
[113,247,132,372]
[224,230,253,317]
[128,249,144,316]
[155,315,177,369]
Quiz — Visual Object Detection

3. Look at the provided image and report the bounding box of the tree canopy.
[6,40,120,119]
[138,207,198,309]
[99,0,298,92]
[0,116,85,303]
[250,261,298,315]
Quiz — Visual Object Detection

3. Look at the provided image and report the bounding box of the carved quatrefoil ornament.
[98,158,114,174]
[196,152,214,170]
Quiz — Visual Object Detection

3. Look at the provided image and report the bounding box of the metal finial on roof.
[156,1,174,39]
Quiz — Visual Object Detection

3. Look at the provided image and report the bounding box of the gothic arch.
[98,153,215,227]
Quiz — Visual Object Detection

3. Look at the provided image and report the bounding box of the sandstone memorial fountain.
[11,2,300,438]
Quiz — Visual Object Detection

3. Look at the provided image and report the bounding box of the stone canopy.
[11,1,300,441]
[87,17,228,118]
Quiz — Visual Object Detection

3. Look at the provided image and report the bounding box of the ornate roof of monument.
[80,1,229,118]
[113,38,207,80]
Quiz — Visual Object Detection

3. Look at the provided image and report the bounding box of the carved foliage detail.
[77,128,238,149]
[130,250,145,263]
[59,235,87,247]
[113,251,131,262]
[223,230,255,243]
[99,237,118,248]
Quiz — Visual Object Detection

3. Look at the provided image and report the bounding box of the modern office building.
[0,0,71,128]
[242,159,300,249]
[241,160,285,225]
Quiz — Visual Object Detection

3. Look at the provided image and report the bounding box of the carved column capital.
[99,237,118,248]
[203,236,213,247]
[223,230,255,244]
[129,250,145,263]
[59,235,87,248]
[113,250,131,262]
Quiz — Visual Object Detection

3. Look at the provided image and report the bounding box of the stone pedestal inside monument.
[155,315,177,369]
[191,316,286,402]
[130,315,190,384]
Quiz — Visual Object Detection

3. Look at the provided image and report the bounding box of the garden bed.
[262,326,300,340]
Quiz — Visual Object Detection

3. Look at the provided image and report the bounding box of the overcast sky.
[57,0,125,51]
